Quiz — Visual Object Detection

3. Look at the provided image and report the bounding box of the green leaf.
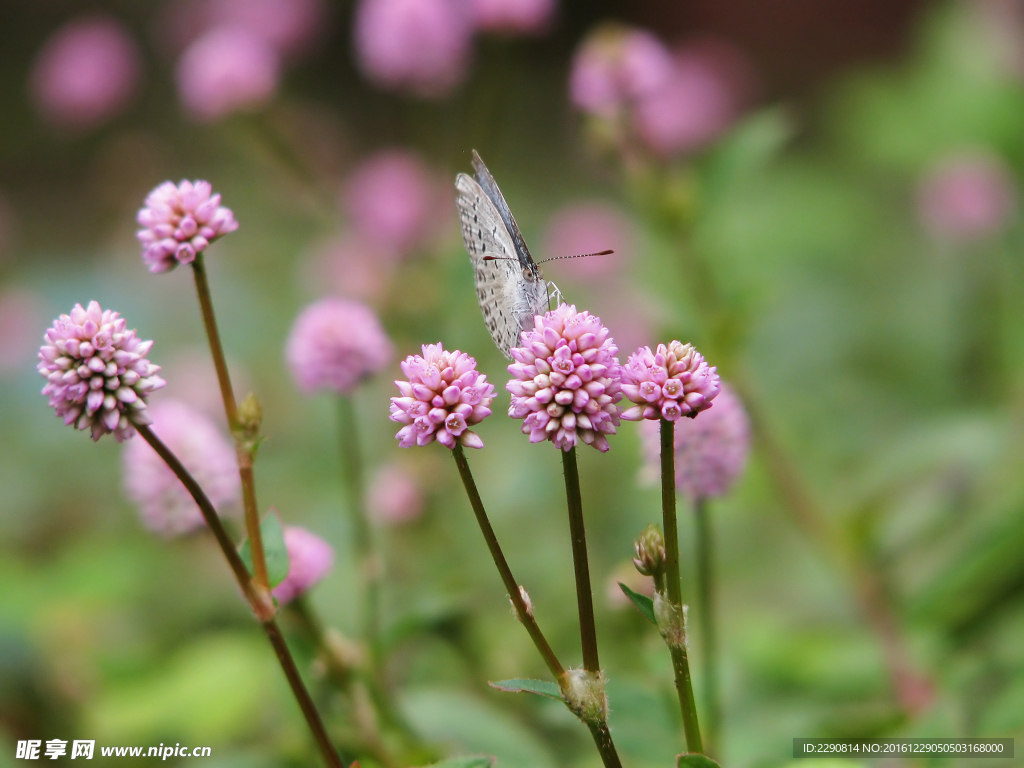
[489,679,563,701]
[677,754,721,768]
[426,758,496,768]
[618,582,657,625]
[238,508,290,588]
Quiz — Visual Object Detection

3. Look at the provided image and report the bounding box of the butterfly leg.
[546,281,566,310]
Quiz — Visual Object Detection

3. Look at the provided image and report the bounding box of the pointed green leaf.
[619,582,657,625]
[238,509,290,588]
[677,753,721,768]
[425,758,496,768]
[489,678,563,701]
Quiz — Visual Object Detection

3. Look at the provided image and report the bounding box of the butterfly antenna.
[481,255,519,261]
[537,249,614,265]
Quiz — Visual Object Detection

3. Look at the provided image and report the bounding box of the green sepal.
[489,678,563,701]
[239,508,290,588]
[618,582,657,625]
[677,753,721,768]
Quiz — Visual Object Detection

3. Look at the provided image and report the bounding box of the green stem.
[136,424,344,768]
[451,444,563,680]
[190,255,269,591]
[560,447,600,672]
[661,418,704,754]
[337,396,380,670]
[453,445,622,768]
[694,496,718,752]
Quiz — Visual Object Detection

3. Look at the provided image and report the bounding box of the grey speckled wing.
[456,165,547,358]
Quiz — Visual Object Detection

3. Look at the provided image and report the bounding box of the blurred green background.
[2,0,1024,766]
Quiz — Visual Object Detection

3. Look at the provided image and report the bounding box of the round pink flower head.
[569,25,675,118]
[917,151,1017,243]
[506,303,622,453]
[633,40,751,158]
[286,298,393,395]
[136,180,239,273]
[176,26,280,122]
[38,301,166,442]
[272,526,335,605]
[342,150,436,258]
[620,340,720,422]
[639,383,749,499]
[471,0,555,36]
[122,400,240,536]
[366,462,424,524]
[390,344,496,449]
[354,0,472,98]
[30,15,141,131]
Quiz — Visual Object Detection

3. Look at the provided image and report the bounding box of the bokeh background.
[2,0,1024,765]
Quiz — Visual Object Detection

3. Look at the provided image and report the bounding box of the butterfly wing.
[456,172,547,358]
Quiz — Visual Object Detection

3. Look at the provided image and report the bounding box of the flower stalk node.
[563,668,609,725]
[654,592,687,649]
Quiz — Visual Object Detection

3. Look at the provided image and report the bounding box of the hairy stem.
[560,447,600,672]
[694,496,719,752]
[453,445,622,768]
[137,424,344,768]
[661,418,704,754]
[452,444,563,679]
[190,254,268,590]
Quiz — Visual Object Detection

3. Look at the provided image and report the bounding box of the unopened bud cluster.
[632,523,665,578]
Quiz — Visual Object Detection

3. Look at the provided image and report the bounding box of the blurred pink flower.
[354,0,472,98]
[38,302,166,442]
[302,234,395,304]
[342,151,438,258]
[633,41,750,157]
[917,152,1017,243]
[29,16,141,130]
[122,400,240,536]
[176,26,280,121]
[273,526,335,605]
[390,344,496,449]
[507,303,622,452]
[366,462,424,524]
[639,383,750,499]
[471,0,555,35]
[569,26,674,117]
[620,341,720,422]
[137,180,238,273]
[286,298,393,395]
[542,202,633,280]
[0,290,44,376]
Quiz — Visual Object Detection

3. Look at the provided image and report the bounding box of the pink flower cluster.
[507,304,622,452]
[390,344,495,449]
[122,400,240,536]
[272,526,335,605]
[39,302,166,442]
[917,152,1017,244]
[570,26,750,157]
[286,298,393,395]
[353,0,556,98]
[639,384,749,499]
[29,16,142,131]
[620,341,720,421]
[137,180,238,273]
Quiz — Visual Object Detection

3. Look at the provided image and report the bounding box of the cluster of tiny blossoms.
[137,180,238,273]
[507,304,622,453]
[620,341,720,421]
[39,301,165,441]
[390,344,495,449]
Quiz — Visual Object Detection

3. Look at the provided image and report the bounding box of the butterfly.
[456,150,548,359]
